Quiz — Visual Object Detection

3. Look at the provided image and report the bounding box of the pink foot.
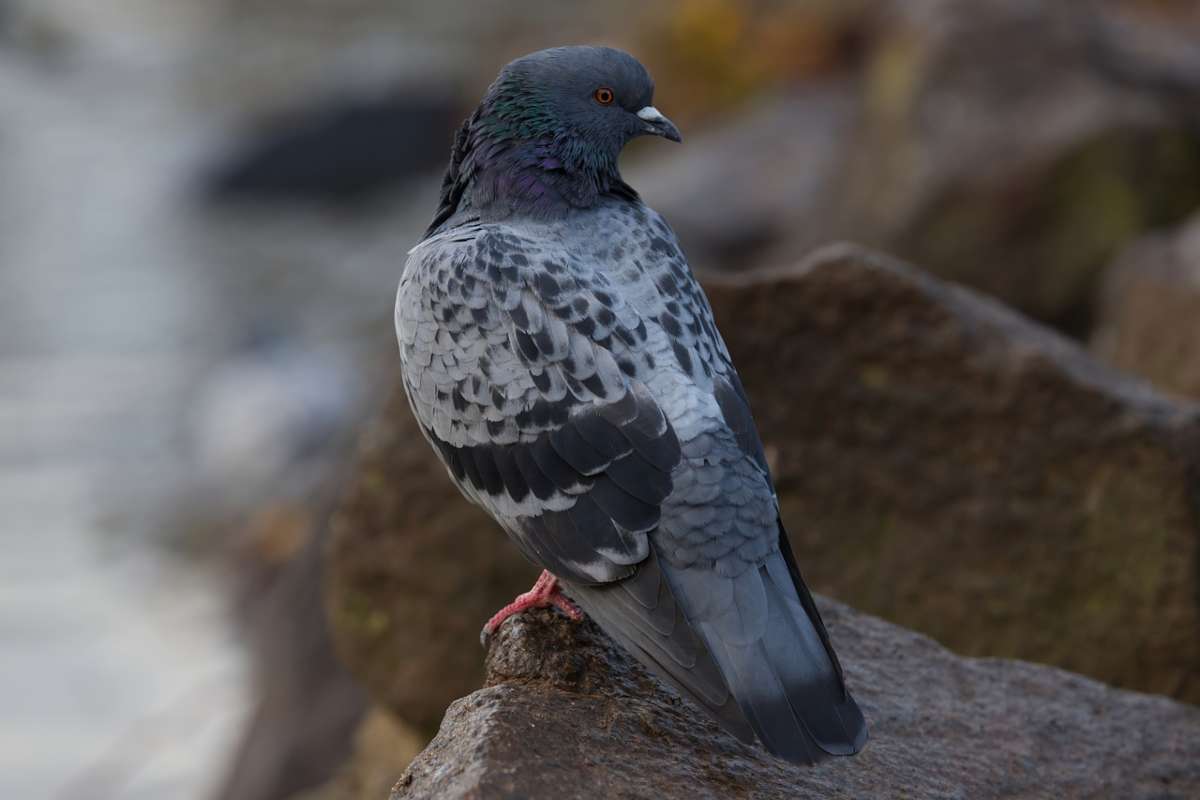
[480,569,583,646]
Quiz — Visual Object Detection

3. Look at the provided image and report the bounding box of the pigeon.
[394,45,867,764]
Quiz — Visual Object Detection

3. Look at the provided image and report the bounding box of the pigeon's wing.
[713,369,851,689]
[662,375,868,763]
[399,224,677,584]
[600,206,865,762]
[662,268,867,762]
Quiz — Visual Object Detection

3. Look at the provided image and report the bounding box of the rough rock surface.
[1093,212,1200,400]
[703,243,1200,704]
[393,602,1200,800]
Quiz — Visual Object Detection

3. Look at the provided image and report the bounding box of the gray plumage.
[395,46,867,764]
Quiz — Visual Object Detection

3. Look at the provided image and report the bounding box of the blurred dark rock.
[325,386,537,736]
[0,0,75,65]
[203,91,462,205]
[1087,2,1200,127]
[217,532,369,800]
[289,710,423,800]
[638,0,1200,336]
[703,243,1200,704]
[393,602,1200,800]
[1092,212,1200,401]
[173,330,372,800]
[635,82,860,275]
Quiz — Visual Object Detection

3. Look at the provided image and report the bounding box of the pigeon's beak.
[636,106,682,143]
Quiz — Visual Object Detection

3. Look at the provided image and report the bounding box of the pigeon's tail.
[561,549,758,744]
[564,526,867,765]
[677,542,867,763]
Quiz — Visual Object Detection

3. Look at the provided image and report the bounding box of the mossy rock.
[1093,213,1200,402]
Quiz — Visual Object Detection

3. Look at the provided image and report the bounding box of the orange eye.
[593,87,615,106]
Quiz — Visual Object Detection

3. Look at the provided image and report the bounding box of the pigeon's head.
[476,46,680,174]
[428,46,681,226]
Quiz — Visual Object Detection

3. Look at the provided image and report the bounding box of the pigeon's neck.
[424,102,638,237]
[468,137,617,219]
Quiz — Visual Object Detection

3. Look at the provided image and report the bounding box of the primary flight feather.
[394,45,867,764]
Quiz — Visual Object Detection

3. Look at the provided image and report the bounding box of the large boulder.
[1092,212,1200,400]
[703,243,1200,704]
[394,602,1200,799]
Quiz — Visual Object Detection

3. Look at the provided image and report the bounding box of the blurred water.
[0,4,433,798]
[0,18,231,799]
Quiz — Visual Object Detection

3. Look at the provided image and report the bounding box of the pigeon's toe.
[479,570,582,649]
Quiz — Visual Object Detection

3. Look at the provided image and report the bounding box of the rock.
[290,710,424,800]
[1092,212,1200,400]
[393,602,1200,799]
[201,89,462,205]
[1087,1,1200,129]
[325,386,538,736]
[216,533,369,800]
[634,82,860,276]
[702,243,1200,704]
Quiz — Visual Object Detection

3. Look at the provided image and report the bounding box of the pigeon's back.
[396,198,867,763]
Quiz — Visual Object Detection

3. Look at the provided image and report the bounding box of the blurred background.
[4,1,1200,798]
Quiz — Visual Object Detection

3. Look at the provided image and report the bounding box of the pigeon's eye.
[593,87,615,106]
